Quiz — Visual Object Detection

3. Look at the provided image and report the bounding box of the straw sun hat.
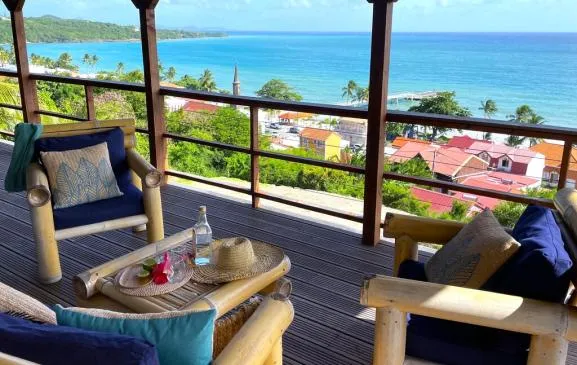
[189,237,285,284]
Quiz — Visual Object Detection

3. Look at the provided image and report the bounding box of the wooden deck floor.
[0,141,576,364]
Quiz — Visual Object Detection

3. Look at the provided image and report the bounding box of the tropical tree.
[353,86,369,105]
[341,80,357,103]
[55,52,77,71]
[198,69,217,92]
[164,66,177,82]
[115,62,125,75]
[408,91,472,141]
[0,47,11,67]
[256,79,302,101]
[177,74,201,90]
[505,105,546,147]
[479,99,498,118]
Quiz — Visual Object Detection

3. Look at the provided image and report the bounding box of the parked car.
[270,123,280,129]
[289,126,302,134]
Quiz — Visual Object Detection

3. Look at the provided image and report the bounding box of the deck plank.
[0,141,575,365]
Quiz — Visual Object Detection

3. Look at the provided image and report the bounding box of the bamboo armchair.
[361,188,577,365]
[26,120,164,284]
[0,280,294,365]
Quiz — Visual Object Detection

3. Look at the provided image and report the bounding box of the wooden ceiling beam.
[131,0,159,9]
[2,0,25,11]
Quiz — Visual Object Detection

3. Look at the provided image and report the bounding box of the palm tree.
[479,99,498,119]
[198,69,217,92]
[82,53,91,67]
[341,80,357,103]
[527,113,545,146]
[353,86,369,105]
[115,62,125,75]
[164,66,176,82]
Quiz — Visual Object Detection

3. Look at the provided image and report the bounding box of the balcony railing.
[0,0,573,245]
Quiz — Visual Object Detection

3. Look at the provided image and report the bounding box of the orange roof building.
[391,137,430,149]
[279,112,313,121]
[182,100,219,113]
[299,128,342,160]
[530,142,577,187]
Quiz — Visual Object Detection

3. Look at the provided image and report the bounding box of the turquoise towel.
[4,123,44,192]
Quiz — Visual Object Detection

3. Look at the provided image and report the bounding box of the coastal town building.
[410,187,483,216]
[232,65,240,96]
[182,100,219,113]
[278,112,314,125]
[299,128,342,160]
[388,142,489,184]
[391,137,430,150]
[335,117,367,146]
[530,142,577,188]
[447,136,545,178]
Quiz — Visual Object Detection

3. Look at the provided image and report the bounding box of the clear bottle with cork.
[193,206,213,265]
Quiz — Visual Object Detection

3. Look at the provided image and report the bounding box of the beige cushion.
[40,142,122,209]
[425,209,520,288]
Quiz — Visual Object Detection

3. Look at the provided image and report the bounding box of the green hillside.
[0,15,225,43]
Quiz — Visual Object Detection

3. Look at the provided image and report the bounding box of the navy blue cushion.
[35,128,132,189]
[53,183,144,230]
[483,205,573,303]
[398,260,529,365]
[0,312,159,365]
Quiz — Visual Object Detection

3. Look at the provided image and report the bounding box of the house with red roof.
[182,100,219,113]
[410,187,483,216]
[447,136,545,178]
[388,142,489,184]
[530,141,577,188]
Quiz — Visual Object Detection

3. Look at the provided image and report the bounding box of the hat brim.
[189,239,285,284]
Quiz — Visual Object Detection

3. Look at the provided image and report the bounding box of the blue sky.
[15,0,577,32]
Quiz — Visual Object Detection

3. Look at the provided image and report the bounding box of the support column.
[2,0,40,123]
[132,0,166,176]
[362,0,395,246]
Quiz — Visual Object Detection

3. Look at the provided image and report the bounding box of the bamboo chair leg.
[373,307,406,365]
[263,338,283,365]
[393,235,418,277]
[143,186,164,243]
[527,334,568,365]
[132,224,147,233]
[30,205,61,284]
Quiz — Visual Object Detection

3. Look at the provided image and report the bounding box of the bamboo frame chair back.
[552,188,577,306]
[38,119,136,150]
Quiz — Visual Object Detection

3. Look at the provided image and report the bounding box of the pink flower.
[151,252,171,285]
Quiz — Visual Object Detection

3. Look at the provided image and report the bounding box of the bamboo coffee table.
[73,229,291,315]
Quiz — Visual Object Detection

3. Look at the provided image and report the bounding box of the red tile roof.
[389,142,488,177]
[465,141,539,165]
[300,128,340,141]
[459,171,540,194]
[182,100,219,113]
[410,187,474,214]
[446,135,484,149]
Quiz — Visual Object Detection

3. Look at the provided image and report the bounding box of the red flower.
[151,252,171,285]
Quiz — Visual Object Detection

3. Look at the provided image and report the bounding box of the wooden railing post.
[132,0,166,177]
[84,85,95,121]
[558,140,573,189]
[250,106,260,208]
[3,0,40,123]
[362,0,395,246]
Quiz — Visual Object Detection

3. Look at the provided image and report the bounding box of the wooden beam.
[250,106,260,208]
[8,6,39,123]
[2,0,24,11]
[558,140,573,189]
[131,0,159,9]
[84,85,96,121]
[136,6,166,175]
[362,0,395,245]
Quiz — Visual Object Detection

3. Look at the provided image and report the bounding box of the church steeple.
[232,65,240,96]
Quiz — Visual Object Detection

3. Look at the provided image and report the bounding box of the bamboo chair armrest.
[126,149,162,188]
[384,212,465,244]
[0,353,39,365]
[361,275,577,341]
[213,295,294,365]
[26,163,51,207]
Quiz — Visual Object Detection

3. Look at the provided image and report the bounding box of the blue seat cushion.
[398,260,529,365]
[483,205,573,303]
[0,312,159,365]
[35,127,132,189]
[53,183,144,230]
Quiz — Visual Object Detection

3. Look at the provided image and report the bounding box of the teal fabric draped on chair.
[4,123,43,192]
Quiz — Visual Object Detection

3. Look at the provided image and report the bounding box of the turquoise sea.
[27,32,577,127]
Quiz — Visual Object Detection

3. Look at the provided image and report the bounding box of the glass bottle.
[193,206,213,265]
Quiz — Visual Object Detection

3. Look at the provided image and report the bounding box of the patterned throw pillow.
[425,209,521,289]
[40,142,123,209]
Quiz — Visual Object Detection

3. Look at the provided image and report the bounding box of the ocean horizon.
[26,31,577,128]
